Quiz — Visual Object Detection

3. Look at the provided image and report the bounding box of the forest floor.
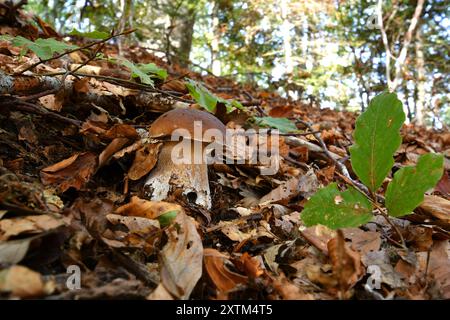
[0,7,449,300]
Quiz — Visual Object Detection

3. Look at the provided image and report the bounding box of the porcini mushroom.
[144,108,226,208]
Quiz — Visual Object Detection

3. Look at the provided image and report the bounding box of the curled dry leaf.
[38,92,64,112]
[128,143,162,180]
[40,152,97,192]
[73,77,90,93]
[327,229,364,293]
[405,225,433,251]
[0,214,65,240]
[0,265,49,298]
[300,225,336,255]
[115,196,182,220]
[427,241,450,299]
[159,210,203,299]
[238,252,264,278]
[259,176,299,205]
[104,124,139,140]
[418,195,450,223]
[219,221,256,242]
[98,137,130,167]
[204,248,247,292]
[0,238,32,264]
[105,214,161,253]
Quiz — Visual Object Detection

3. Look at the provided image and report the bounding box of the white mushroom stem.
[143,141,211,209]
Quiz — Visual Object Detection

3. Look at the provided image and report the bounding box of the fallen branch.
[0,71,190,112]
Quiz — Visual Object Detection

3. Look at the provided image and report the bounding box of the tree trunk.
[210,1,221,76]
[170,4,196,68]
[378,0,424,91]
[414,26,426,125]
[118,0,133,55]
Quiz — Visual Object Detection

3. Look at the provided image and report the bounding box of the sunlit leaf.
[385,153,444,217]
[4,36,78,60]
[185,79,243,113]
[185,79,219,112]
[349,92,405,192]
[254,116,298,133]
[121,59,154,86]
[137,63,167,80]
[301,183,373,229]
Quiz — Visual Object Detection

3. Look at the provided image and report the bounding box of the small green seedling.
[301,92,444,230]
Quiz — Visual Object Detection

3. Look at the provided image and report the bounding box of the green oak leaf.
[254,116,298,133]
[385,153,444,217]
[350,92,405,192]
[158,210,178,227]
[69,29,110,40]
[301,183,373,229]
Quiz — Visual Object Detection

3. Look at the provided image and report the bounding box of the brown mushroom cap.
[149,108,226,141]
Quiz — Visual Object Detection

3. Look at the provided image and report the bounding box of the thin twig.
[18,88,59,101]
[69,41,106,75]
[335,171,407,249]
[4,98,82,127]
[39,71,195,104]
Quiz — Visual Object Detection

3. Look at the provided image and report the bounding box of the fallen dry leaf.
[427,240,450,299]
[204,248,247,292]
[259,176,299,205]
[342,228,381,256]
[418,195,450,223]
[0,238,33,264]
[238,252,264,278]
[115,196,182,220]
[327,229,364,294]
[0,265,47,298]
[98,137,130,167]
[38,92,64,112]
[300,225,336,255]
[73,77,91,93]
[0,214,65,240]
[159,210,203,299]
[128,142,162,180]
[40,152,97,192]
[104,124,139,140]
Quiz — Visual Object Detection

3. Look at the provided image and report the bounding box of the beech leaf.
[3,36,78,60]
[301,183,373,229]
[185,79,243,113]
[254,116,298,133]
[349,92,405,192]
[385,153,444,217]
